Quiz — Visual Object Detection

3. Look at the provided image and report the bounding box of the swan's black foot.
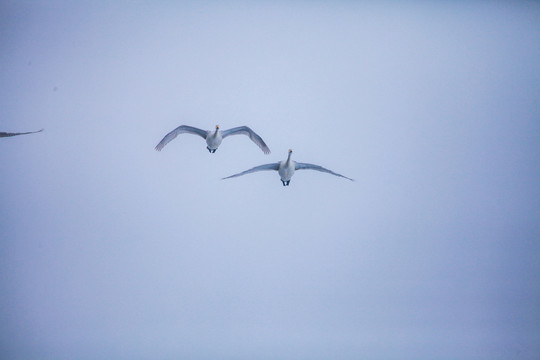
[207,147,217,153]
[281,180,291,186]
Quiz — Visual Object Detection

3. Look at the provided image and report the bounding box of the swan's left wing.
[221,126,271,154]
[0,129,44,138]
[222,163,279,180]
[295,162,354,181]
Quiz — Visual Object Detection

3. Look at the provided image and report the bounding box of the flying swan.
[222,149,354,186]
[0,129,44,138]
[155,125,270,154]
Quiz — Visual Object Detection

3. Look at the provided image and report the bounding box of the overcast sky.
[1,1,539,359]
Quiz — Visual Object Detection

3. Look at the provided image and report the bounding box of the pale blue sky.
[1,1,539,359]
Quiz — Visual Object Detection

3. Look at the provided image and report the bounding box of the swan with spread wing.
[155,125,270,154]
[222,149,353,186]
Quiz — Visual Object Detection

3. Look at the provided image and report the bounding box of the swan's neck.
[286,152,292,165]
[209,128,219,139]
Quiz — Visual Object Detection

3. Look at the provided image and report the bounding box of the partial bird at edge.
[0,129,44,138]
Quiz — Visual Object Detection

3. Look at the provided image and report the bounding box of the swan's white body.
[223,149,353,186]
[205,129,223,150]
[155,125,270,154]
[278,151,295,182]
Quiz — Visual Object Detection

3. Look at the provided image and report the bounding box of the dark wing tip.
[338,173,354,181]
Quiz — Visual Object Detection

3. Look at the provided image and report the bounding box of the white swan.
[0,129,43,138]
[222,149,354,186]
[155,125,270,154]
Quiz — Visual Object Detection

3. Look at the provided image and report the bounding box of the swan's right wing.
[0,129,44,138]
[155,125,207,151]
[222,163,280,180]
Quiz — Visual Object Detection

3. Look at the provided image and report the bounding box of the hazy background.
[1,1,539,359]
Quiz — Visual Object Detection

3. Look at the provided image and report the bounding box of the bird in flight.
[222,149,353,186]
[0,129,44,138]
[155,125,270,154]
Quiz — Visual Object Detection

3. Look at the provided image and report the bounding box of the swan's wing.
[221,126,271,154]
[0,129,44,138]
[295,162,354,181]
[222,163,280,180]
[155,125,207,151]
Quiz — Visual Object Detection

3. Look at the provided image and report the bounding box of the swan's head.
[215,125,220,130]
[288,149,293,154]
